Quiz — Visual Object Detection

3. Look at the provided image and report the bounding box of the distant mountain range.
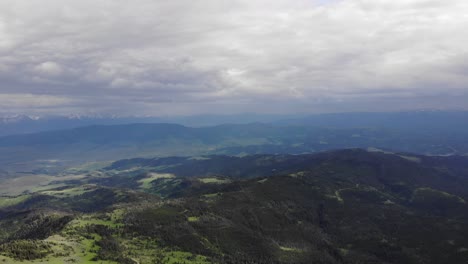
[0,113,300,136]
[1,111,466,137]
[0,112,467,172]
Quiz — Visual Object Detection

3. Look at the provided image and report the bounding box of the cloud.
[0,0,467,115]
[34,62,63,76]
[0,93,72,109]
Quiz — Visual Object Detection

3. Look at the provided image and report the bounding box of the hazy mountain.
[1,111,466,137]
[1,119,467,172]
[275,111,468,133]
[0,113,301,137]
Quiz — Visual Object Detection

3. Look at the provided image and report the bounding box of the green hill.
[1,150,468,263]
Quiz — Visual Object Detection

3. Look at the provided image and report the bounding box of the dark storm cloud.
[0,0,467,115]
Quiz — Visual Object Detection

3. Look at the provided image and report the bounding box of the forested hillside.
[1,150,468,263]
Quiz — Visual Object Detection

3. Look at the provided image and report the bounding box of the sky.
[0,0,467,116]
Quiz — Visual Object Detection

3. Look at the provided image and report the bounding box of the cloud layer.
[0,0,467,115]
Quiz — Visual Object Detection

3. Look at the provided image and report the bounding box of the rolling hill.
[1,149,468,263]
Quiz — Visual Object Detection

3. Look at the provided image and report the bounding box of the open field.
[0,174,89,196]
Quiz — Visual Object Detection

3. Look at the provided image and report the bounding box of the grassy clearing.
[64,161,113,174]
[399,155,421,163]
[60,220,118,264]
[0,234,116,264]
[201,193,221,203]
[0,195,31,208]
[163,251,210,264]
[333,190,345,203]
[40,185,95,197]
[108,208,126,222]
[121,237,211,264]
[203,193,220,198]
[139,173,175,189]
[279,246,303,253]
[198,177,230,184]
[288,171,306,178]
[187,216,200,222]
[68,217,122,229]
[65,209,125,232]
[0,173,89,196]
[412,187,466,204]
[367,147,394,154]
[43,234,93,264]
[0,175,59,196]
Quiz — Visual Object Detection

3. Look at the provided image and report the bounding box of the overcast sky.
[0,0,467,116]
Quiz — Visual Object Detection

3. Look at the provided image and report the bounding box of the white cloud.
[0,19,15,51]
[0,0,467,115]
[34,61,63,76]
